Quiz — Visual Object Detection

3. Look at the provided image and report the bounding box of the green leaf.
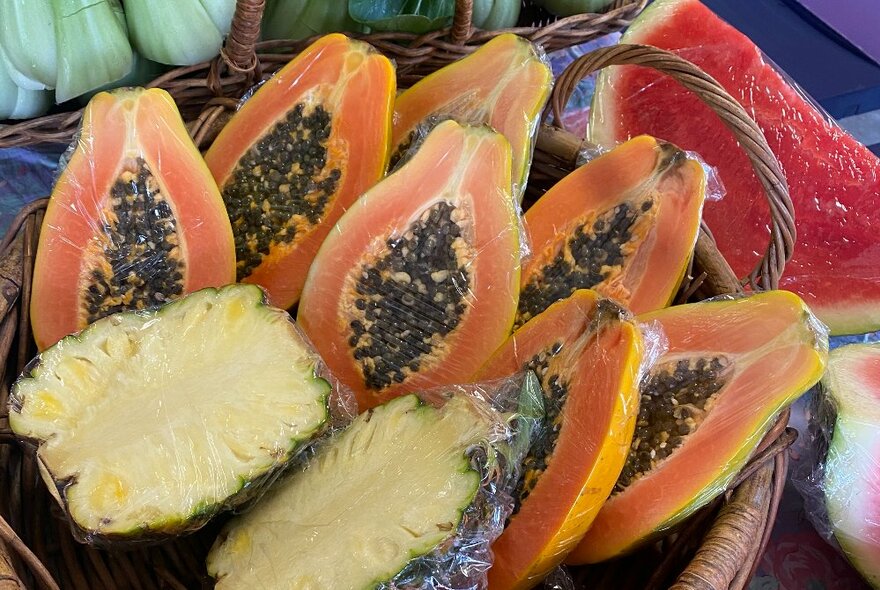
[263,0,362,41]
[348,0,455,34]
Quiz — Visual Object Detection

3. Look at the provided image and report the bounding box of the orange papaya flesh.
[204,33,395,309]
[30,88,235,352]
[298,120,521,411]
[476,290,642,589]
[517,135,705,328]
[567,290,828,564]
[391,33,552,201]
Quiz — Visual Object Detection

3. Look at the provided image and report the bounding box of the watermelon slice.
[591,0,880,335]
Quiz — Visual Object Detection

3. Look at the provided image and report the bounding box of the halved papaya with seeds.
[475,289,642,590]
[298,120,520,410]
[516,135,705,328]
[567,290,829,564]
[204,33,395,309]
[30,88,235,352]
[390,33,552,201]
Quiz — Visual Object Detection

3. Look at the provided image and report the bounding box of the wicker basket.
[0,0,646,149]
[0,2,801,588]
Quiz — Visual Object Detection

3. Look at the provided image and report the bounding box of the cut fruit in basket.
[591,0,880,335]
[817,344,880,588]
[30,87,235,351]
[516,135,705,328]
[9,284,330,543]
[298,120,520,410]
[390,33,552,201]
[475,289,642,589]
[207,393,499,588]
[205,33,395,310]
[567,290,828,563]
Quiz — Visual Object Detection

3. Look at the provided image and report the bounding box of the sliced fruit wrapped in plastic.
[299,119,521,410]
[30,87,236,351]
[205,33,395,310]
[207,374,542,588]
[9,284,334,544]
[516,135,705,328]
[476,289,646,589]
[797,344,880,588]
[569,290,829,564]
[390,33,552,202]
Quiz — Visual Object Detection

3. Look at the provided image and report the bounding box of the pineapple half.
[207,393,496,589]
[9,284,330,542]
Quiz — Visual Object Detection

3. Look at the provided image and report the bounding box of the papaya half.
[30,88,235,352]
[476,289,642,589]
[517,135,705,328]
[567,290,829,564]
[205,33,395,309]
[298,120,521,410]
[390,33,552,202]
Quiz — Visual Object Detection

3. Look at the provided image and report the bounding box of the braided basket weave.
[0,1,801,588]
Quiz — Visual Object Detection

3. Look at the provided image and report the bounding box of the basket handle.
[550,44,795,291]
[221,0,266,79]
[451,0,475,44]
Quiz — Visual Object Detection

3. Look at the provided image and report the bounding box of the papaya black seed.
[516,198,655,328]
[347,201,470,391]
[82,159,185,325]
[222,103,342,280]
[613,354,731,493]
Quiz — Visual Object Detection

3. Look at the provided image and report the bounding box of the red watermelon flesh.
[590,0,880,335]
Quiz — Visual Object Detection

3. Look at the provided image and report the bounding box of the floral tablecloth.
[0,33,873,590]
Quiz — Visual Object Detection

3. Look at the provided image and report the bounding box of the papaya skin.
[298,120,520,411]
[205,33,395,309]
[476,290,642,589]
[30,88,235,351]
[567,290,828,564]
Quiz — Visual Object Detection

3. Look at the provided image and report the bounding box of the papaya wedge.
[476,290,642,589]
[298,120,521,410]
[568,290,828,564]
[30,87,235,351]
[205,33,395,309]
[517,135,705,327]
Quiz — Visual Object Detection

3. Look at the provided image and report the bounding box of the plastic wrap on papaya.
[517,135,706,329]
[207,373,543,589]
[476,289,650,589]
[205,33,395,310]
[10,284,350,545]
[298,120,522,411]
[390,33,552,203]
[568,290,828,564]
[30,87,236,351]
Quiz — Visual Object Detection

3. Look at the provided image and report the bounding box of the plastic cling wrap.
[476,289,659,588]
[390,33,553,203]
[794,344,880,588]
[206,373,543,589]
[516,135,706,328]
[568,290,829,564]
[298,120,523,412]
[9,284,350,545]
[29,87,236,352]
